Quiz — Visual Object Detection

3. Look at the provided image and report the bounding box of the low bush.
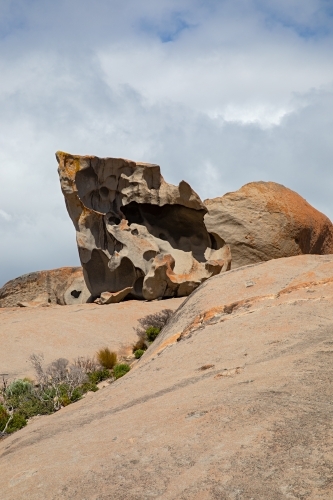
[132,338,147,353]
[113,364,130,379]
[6,379,33,396]
[135,309,173,340]
[134,349,145,359]
[134,309,174,348]
[0,404,10,433]
[88,368,111,384]
[0,349,123,437]
[146,326,161,342]
[96,348,117,369]
[0,404,27,434]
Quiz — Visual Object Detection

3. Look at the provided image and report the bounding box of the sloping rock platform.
[0,298,184,380]
[1,255,333,499]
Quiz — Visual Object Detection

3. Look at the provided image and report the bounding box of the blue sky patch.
[139,11,196,43]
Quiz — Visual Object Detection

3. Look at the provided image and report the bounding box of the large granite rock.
[57,152,231,302]
[0,267,90,308]
[205,181,333,269]
[2,255,333,499]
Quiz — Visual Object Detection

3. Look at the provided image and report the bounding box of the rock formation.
[1,254,333,499]
[0,267,90,308]
[204,181,333,269]
[57,152,231,302]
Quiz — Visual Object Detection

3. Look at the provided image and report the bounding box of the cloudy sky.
[0,0,333,286]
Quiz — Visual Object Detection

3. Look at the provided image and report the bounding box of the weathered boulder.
[57,152,231,302]
[0,267,90,308]
[204,181,333,269]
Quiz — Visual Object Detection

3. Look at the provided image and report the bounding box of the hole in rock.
[131,228,139,235]
[121,202,210,262]
[133,276,144,298]
[84,249,136,298]
[100,186,109,198]
[209,232,225,250]
[143,250,157,261]
[108,216,121,225]
[71,290,82,299]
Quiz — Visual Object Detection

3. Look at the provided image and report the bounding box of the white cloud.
[0,209,12,221]
[0,0,333,286]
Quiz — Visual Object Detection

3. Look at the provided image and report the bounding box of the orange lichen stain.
[79,206,101,226]
[119,219,129,230]
[154,332,182,354]
[277,276,333,297]
[57,151,96,183]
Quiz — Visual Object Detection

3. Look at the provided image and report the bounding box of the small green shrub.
[81,381,99,393]
[9,392,54,419]
[6,379,33,396]
[113,364,130,379]
[6,413,27,433]
[0,405,10,433]
[146,326,161,342]
[134,349,145,359]
[135,309,173,338]
[132,338,147,353]
[88,368,111,384]
[0,406,27,434]
[97,348,117,369]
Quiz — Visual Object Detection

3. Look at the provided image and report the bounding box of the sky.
[0,0,333,286]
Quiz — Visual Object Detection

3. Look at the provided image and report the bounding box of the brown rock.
[204,181,333,268]
[0,267,90,308]
[94,287,134,304]
[56,151,231,302]
[1,254,333,499]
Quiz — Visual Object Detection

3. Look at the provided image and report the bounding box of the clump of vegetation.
[113,364,131,379]
[133,309,174,354]
[0,404,27,434]
[0,349,131,438]
[87,367,111,385]
[132,337,147,353]
[96,348,117,369]
[134,349,145,359]
[146,326,161,342]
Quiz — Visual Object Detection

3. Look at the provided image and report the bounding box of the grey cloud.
[0,0,332,286]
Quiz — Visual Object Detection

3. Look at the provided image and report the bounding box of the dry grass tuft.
[96,348,117,369]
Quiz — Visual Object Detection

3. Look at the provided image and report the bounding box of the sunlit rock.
[57,152,231,302]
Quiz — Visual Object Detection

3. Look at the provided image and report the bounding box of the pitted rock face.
[0,267,90,308]
[57,152,231,302]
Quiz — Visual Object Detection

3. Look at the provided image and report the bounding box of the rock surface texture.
[1,254,333,499]
[57,151,231,302]
[0,297,184,380]
[205,181,333,269]
[0,267,90,308]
